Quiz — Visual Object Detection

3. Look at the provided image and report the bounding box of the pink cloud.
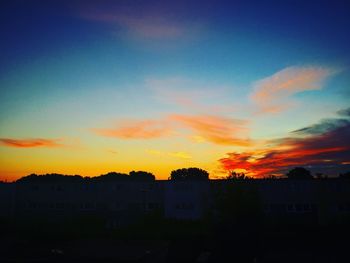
[147,78,237,113]
[219,117,350,177]
[92,119,172,139]
[0,138,62,148]
[251,66,337,113]
[93,114,251,146]
[170,114,251,146]
[81,9,189,40]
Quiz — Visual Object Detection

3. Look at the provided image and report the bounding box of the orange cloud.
[94,114,251,146]
[146,149,192,159]
[170,114,251,146]
[219,117,350,177]
[92,119,172,139]
[0,138,62,148]
[251,66,337,113]
[220,146,348,178]
[168,151,192,159]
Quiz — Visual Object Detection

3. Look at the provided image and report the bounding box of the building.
[0,178,349,227]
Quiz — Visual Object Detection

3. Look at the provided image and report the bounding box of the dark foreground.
[1,226,349,263]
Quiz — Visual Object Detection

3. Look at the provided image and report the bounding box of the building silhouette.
[1,177,350,227]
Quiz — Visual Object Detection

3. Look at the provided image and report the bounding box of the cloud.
[146,149,163,156]
[107,149,118,154]
[147,78,234,113]
[78,0,203,42]
[292,118,350,135]
[168,151,192,159]
[146,149,192,159]
[92,119,172,139]
[251,66,337,113]
[84,11,185,39]
[337,107,350,117]
[219,109,350,177]
[291,107,350,135]
[170,114,251,146]
[94,114,251,146]
[0,138,62,148]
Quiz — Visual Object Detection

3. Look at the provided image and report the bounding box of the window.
[27,202,37,209]
[338,203,350,213]
[148,203,159,210]
[295,204,302,212]
[310,204,317,212]
[303,204,310,211]
[287,204,294,212]
[175,203,194,210]
[112,184,122,191]
[286,203,315,213]
[263,204,270,212]
[80,202,95,210]
[55,203,64,209]
[113,202,122,210]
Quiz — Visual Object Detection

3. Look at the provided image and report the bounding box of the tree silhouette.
[286,167,313,179]
[169,167,209,181]
[16,173,83,183]
[226,171,249,180]
[339,171,350,179]
[129,171,155,181]
[15,171,157,182]
[212,182,262,262]
[97,172,129,181]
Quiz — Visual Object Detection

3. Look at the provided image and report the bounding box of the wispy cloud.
[0,138,62,148]
[92,119,172,139]
[84,11,185,39]
[107,149,118,155]
[78,0,205,43]
[168,151,192,159]
[337,107,350,117]
[93,114,251,146]
[147,78,234,113]
[146,149,192,159]
[170,114,251,146]
[219,108,350,177]
[250,66,337,113]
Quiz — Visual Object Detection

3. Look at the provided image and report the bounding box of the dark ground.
[0,227,349,263]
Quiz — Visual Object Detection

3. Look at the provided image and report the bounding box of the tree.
[226,171,250,180]
[129,171,155,181]
[315,173,328,179]
[286,167,313,179]
[339,171,350,179]
[97,172,129,181]
[16,173,83,183]
[212,182,262,262]
[169,167,209,181]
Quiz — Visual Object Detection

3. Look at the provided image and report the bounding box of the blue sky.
[1,0,349,180]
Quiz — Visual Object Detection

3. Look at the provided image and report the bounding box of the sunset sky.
[1,0,349,181]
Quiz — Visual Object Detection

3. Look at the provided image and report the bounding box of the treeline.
[11,166,350,183]
[16,171,155,183]
[15,167,209,183]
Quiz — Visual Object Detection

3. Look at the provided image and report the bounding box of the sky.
[0,0,350,181]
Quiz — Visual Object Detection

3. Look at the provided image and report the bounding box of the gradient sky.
[1,0,350,181]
